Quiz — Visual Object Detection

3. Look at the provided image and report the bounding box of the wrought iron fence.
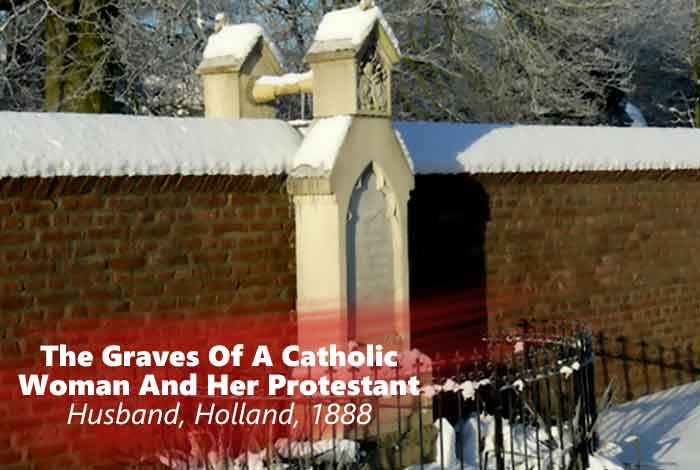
[596,331,700,402]
[148,323,598,470]
[422,322,599,470]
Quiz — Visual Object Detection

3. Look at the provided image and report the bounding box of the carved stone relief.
[358,42,389,114]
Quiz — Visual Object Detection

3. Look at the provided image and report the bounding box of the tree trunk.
[44,0,115,112]
[692,0,700,127]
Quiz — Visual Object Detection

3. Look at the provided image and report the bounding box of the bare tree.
[618,0,700,127]
[0,0,643,125]
[388,0,636,124]
[1,0,231,114]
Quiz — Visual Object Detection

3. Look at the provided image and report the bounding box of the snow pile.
[0,112,302,177]
[256,71,313,88]
[587,452,626,470]
[599,381,700,470]
[434,418,458,467]
[202,23,284,68]
[395,121,700,174]
[275,438,359,464]
[560,362,580,379]
[421,378,490,400]
[308,5,400,56]
[406,381,700,470]
[408,414,576,470]
[159,436,359,470]
[483,417,573,470]
[421,359,587,400]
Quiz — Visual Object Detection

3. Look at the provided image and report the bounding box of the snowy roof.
[7,113,698,179]
[291,116,414,178]
[0,112,302,177]
[307,5,400,57]
[201,23,284,71]
[395,122,700,174]
[291,116,353,177]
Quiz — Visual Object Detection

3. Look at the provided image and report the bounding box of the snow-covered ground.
[406,381,700,470]
[156,381,700,470]
[598,381,700,470]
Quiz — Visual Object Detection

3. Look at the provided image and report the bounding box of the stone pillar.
[196,23,285,118]
[288,3,411,351]
[287,4,426,445]
[304,5,400,119]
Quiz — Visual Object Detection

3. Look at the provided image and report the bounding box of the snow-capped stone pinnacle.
[359,0,375,11]
[214,12,227,32]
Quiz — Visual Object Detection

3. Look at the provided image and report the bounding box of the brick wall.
[472,171,700,399]
[0,174,296,467]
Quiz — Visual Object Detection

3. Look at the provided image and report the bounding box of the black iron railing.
[150,323,598,470]
[423,322,598,470]
[596,331,700,401]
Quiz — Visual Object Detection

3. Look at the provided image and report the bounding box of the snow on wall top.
[0,112,303,177]
[395,121,700,174]
[308,5,400,56]
[8,113,697,180]
[291,116,353,177]
[202,23,284,68]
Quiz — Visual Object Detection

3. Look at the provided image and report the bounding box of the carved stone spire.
[304,3,400,118]
[359,0,375,10]
[196,22,285,118]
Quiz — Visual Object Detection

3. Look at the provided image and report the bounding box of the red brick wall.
[0,175,296,467]
[473,171,700,399]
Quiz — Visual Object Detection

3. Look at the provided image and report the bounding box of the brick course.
[473,171,700,399]
[0,174,296,468]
